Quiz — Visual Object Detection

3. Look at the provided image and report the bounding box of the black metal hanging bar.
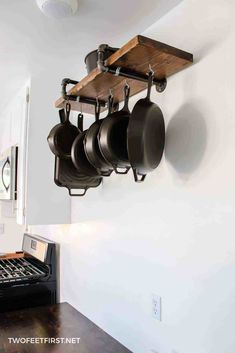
[97,44,167,93]
[104,66,167,92]
[61,78,107,107]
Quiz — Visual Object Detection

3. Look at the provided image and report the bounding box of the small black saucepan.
[48,103,79,159]
[84,96,114,177]
[127,72,165,182]
[71,104,101,177]
[85,45,119,74]
[98,84,131,174]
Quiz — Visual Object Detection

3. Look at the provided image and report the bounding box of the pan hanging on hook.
[47,102,79,159]
[98,83,131,174]
[71,101,101,177]
[127,70,165,182]
[84,95,114,176]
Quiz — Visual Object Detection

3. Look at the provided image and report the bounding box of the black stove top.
[0,233,57,313]
[0,258,46,283]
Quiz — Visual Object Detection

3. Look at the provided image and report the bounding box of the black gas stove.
[0,233,57,313]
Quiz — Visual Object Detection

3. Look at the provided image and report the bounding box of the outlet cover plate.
[152,294,161,321]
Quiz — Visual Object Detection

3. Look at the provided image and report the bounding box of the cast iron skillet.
[127,72,165,182]
[98,84,131,174]
[54,156,102,197]
[47,103,79,159]
[84,95,114,177]
[71,104,101,177]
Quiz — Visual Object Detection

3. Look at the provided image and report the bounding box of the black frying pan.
[71,105,101,177]
[84,96,114,176]
[48,103,79,159]
[127,72,165,182]
[98,85,131,174]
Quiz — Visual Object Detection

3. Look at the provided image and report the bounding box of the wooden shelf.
[55,35,193,114]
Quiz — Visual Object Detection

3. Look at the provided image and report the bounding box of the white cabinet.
[1,78,70,225]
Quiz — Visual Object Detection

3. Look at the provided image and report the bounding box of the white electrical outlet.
[152,294,161,321]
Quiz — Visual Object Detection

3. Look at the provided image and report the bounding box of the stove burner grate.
[0,258,46,283]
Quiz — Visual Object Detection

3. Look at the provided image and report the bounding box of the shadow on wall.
[165,103,207,177]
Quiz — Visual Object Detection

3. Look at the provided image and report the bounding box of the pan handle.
[68,187,88,196]
[101,170,113,177]
[123,84,130,111]
[65,102,71,123]
[146,71,154,100]
[133,169,146,183]
[107,94,114,115]
[59,109,66,124]
[95,100,101,122]
[114,166,130,174]
[77,113,83,132]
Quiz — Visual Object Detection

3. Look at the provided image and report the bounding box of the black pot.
[85,45,119,73]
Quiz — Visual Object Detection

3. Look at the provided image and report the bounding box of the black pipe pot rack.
[61,78,106,107]
[97,44,167,93]
[61,44,167,110]
[56,35,193,113]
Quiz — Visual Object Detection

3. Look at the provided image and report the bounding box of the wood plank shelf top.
[55,35,193,114]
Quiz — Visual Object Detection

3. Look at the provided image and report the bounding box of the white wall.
[0,202,24,253]
[0,90,26,252]
[31,1,235,353]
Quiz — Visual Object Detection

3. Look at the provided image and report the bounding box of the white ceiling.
[0,0,183,112]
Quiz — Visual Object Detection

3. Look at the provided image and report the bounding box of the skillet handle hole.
[114,167,130,175]
[68,188,87,196]
[133,169,146,183]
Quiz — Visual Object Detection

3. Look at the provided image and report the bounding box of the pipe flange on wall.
[155,78,167,93]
